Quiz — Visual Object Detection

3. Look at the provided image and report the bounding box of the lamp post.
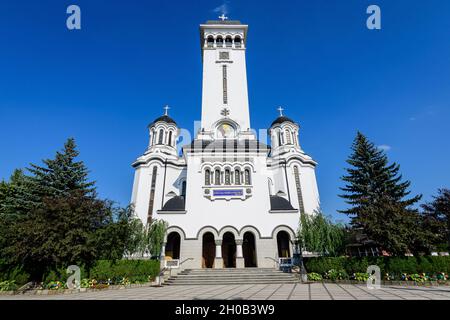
[292,237,308,282]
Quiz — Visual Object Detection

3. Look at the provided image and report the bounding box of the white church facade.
[130,19,320,269]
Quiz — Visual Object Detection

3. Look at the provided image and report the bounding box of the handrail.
[180,258,194,266]
[264,257,280,269]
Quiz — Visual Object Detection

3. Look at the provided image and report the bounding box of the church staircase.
[164,268,299,286]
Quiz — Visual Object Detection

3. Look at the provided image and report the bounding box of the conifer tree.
[421,189,450,250]
[27,138,95,200]
[339,132,422,255]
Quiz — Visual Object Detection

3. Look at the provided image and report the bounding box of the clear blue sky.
[1,0,449,222]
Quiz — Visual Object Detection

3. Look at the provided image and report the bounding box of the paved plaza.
[1,283,450,300]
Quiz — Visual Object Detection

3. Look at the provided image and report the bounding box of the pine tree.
[27,138,96,200]
[339,132,422,255]
[421,189,450,251]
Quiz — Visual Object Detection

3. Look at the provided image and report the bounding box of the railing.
[180,258,194,266]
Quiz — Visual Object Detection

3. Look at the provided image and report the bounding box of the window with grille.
[215,169,221,185]
[205,169,211,185]
[223,65,228,104]
[294,166,305,214]
[244,169,251,185]
[235,170,241,185]
[147,166,158,223]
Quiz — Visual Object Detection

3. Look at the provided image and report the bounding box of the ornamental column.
[214,240,223,269]
[236,239,245,268]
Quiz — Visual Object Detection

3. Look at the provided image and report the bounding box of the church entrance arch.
[222,232,236,268]
[166,232,181,260]
[277,231,291,258]
[243,232,257,267]
[202,232,216,268]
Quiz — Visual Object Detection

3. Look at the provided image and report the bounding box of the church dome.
[149,115,177,127]
[270,115,296,127]
[269,196,295,211]
[161,196,185,211]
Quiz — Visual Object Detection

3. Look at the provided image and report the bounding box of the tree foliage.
[0,138,164,281]
[149,219,168,258]
[298,212,346,257]
[421,189,450,251]
[339,132,424,256]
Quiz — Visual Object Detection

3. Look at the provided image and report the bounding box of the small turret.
[147,105,179,152]
[268,107,301,151]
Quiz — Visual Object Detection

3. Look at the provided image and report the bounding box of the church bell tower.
[199,18,251,138]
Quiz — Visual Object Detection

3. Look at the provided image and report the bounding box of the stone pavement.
[1,283,450,300]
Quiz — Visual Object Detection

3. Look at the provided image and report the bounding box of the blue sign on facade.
[213,189,243,197]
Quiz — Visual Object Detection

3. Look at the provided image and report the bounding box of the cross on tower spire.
[163,105,170,116]
[218,14,228,21]
[277,106,284,117]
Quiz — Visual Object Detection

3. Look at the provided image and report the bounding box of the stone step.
[178,271,290,276]
[166,268,298,286]
[184,268,277,272]
[164,279,298,285]
[173,273,294,278]
[172,276,296,281]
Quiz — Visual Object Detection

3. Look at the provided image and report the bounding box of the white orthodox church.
[130,19,320,269]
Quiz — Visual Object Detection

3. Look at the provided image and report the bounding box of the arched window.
[234,36,242,48]
[278,131,282,146]
[225,36,232,47]
[214,169,221,185]
[181,181,187,199]
[225,169,231,185]
[205,169,211,185]
[216,36,223,47]
[168,131,173,146]
[158,129,164,145]
[207,36,214,48]
[234,169,241,185]
[285,129,292,144]
[244,169,251,185]
[152,130,157,145]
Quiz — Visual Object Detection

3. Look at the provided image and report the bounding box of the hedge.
[89,260,160,283]
[304,256,450,277]
[0,259,161,287]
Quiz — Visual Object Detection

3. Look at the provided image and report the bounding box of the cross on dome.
[218,14,228,21]
[163,105,170,116]
[277,106,284,117]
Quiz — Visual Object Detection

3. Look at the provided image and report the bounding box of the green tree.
[148,219,168,258]
[0,139,132,280]
[27,138,95,200]
[339,132,423,256]
[298,212,346,257]
[421,189,450,251]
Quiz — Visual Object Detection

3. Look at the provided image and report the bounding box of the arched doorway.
[166,232,181,259]
[243,232,257,267]
[202,232,216,268]
[222,232,236,268]
[277,231,291,258]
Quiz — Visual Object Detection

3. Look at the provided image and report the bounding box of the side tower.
[131,107,187,225]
